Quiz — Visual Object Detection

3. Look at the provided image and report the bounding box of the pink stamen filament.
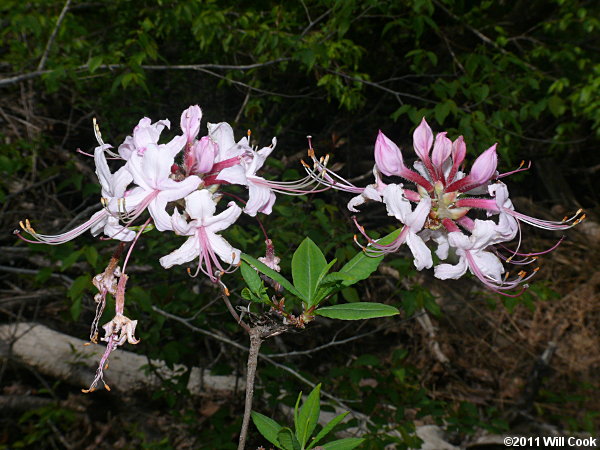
[16,212,108,245]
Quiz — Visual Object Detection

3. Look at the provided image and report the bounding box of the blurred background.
[0,0,598,448]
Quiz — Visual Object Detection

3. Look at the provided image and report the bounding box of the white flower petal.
[185,190,217,221]
[434,258,468,280]
[159,235,199,268]
[217,165,247,185]
[207,232,241,265]
[244,182,273,216]
[205,201,242,232]
[406,231,433,270]
[383,184,411,222]
[470,250,504,282]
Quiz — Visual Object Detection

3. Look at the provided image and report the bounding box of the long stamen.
[15,213,107,245]
[496,160,531,178]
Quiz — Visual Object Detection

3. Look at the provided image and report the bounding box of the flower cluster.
[16,105,317,391]
[304,118,584,296]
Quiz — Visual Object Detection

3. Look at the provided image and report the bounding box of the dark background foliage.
[1,0,598,448]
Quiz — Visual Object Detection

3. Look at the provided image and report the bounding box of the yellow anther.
[323,154,330,165]
[506,256,513,263]
[224,287,230,296]
[307,148,315,158]
[105,384,111,392]
[562,216,568,222]
[81,388,92,393]
[533,267,540,272]
[105,362,109,370]
[518,270,526,278]
[187,267,192,275]
[301,159,309,168]
[247,129,252,138]
[519,160,525,168]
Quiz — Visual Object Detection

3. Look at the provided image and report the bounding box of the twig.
[267,325,386,358]
[151,306,377,431]
[0,265,74,285]
[238,328,263,450]
[0,59,291,88]
[37,0,72,71]
[3,174,60,202]
[220,288,251,334]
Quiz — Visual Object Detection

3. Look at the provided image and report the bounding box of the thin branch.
[433,0,539,73]
[0,265,74,285]
[221,291,251,334]
[325,68,436,105]
[151,306,374,426]
[37,0,72,71]
[238,328,262,450]
[0,59,291,88]
[267,325,386,358]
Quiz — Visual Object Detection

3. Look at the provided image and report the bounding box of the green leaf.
[241,254,303,299]
[315,303,399,320]
[240,261,264,295]
[70,295,82,321]
[88,55,103,73]
[338,228,402,286]
[321,437,365,449]
[312,272,351,305]
[84,246,98,267]
[68,275,90,321]
[277,427,301,450]
[434,101,451,125]
[292,238,327,306]
[548,95,566,117]
[316,260,337,288]
[295,384,321,447]
[251,411,283,449]
[341,287,359,302]
[60,249,83,271]
[293,391,302,438]
[307,412,349,449]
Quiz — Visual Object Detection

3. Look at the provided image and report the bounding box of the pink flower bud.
[469,144,497,185]
[192,136,217,174]
[180,105,202,143]
[374,130,404,176]
[452,136,466,167]
[413,117,433,162]
[431,132,452,172]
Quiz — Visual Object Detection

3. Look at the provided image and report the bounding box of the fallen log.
[0,322,240,395]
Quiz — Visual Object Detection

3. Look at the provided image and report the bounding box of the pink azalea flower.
[17,144,135,244]
[304,118,584,295]
[117,116,178,160]
[123,141,201,232]
[216,138,279,216]
[159,190,242,281]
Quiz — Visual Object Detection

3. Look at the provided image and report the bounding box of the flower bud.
[192,136,217,174]
[374,130,404,176]
[431,132,452,172]
[413,117,433,162]
[469,144,497,185]
[180,105,202,143]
